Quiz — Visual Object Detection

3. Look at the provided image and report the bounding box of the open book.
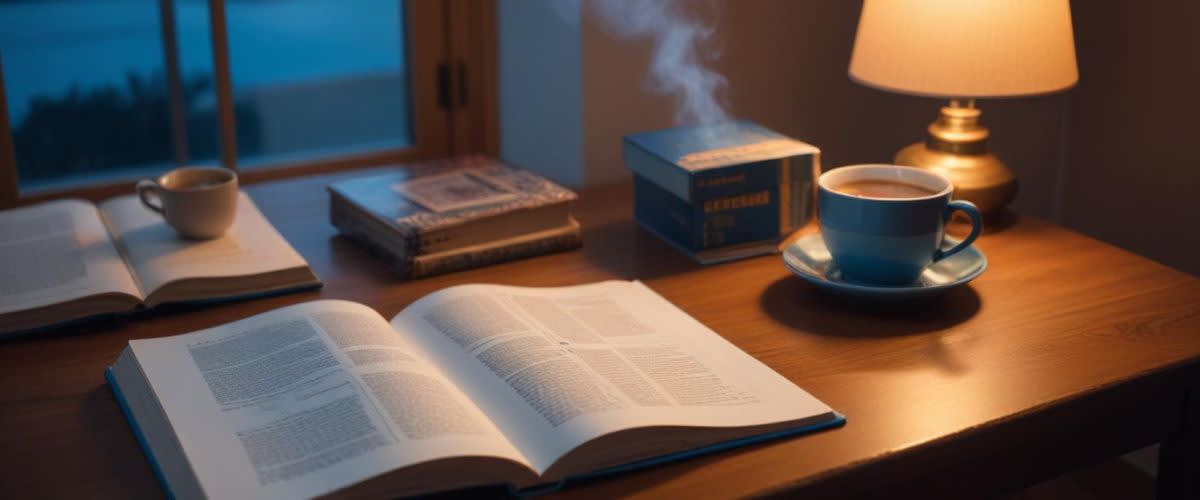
[0,193,320,335]
[107,280,843,499]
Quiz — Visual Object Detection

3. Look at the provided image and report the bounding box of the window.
[225,0,411,166]
[0,0,494,206]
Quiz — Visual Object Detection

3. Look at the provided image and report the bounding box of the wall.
[578,0,1069,218]
[498,0,1199,275]
[1062,1,1200,275]
[497,0,584,186]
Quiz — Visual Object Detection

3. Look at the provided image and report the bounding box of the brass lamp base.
[893,100,1016,216]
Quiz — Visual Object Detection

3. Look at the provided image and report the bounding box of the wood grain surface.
[1,170,1197,499]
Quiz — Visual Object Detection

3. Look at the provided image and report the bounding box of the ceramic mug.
[136,166,238,239]
[818,164,982,285]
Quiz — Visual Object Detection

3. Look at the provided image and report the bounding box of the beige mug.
[136,166,238,239]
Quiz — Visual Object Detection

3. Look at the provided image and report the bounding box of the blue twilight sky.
[0,0,406,122]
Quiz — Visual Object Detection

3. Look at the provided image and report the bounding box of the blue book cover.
[635,174,779,252]
[624,122,819,260]
[517,412,846,496]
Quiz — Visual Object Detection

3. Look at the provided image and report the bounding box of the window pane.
[1,0,218,193]
[176,0,221,170]
[227,0,412,167]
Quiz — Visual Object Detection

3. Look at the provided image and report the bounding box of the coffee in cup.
[833,180,939,199]
[818,164,982,285]
[136,166,238,239]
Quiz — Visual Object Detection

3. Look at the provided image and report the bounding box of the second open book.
[0,193,318,335]
[108,280,842,498]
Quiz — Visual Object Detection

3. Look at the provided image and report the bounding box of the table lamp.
[848,0,1078,215]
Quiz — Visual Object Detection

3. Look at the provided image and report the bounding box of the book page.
[98,192,308,298]
[129,300,530,500]
[391,281,832,475]
[0,199,141,315]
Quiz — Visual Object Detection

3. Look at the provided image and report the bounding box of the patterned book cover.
[331,198,581,278]
[328,156,577,258]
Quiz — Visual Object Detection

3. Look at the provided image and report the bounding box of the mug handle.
[933,200,982,262]
[136,180,165,214]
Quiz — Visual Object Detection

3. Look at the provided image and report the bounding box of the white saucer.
[782,233,987,302]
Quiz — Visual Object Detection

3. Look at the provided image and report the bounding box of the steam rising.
[566,0,731,126]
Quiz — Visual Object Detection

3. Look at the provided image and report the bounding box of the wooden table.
[2,171,1198,499]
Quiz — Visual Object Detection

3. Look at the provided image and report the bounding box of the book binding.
[332,199,581,278]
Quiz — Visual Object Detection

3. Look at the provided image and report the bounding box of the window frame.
[0,0,495,207]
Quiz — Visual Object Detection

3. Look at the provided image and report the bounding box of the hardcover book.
[107,280,844,499]
[623,121,820,264]
[328,157,580,278]
[0,193,320,336]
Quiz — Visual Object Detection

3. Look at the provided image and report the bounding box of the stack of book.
[329,156,581,278]
[623,121,820,264]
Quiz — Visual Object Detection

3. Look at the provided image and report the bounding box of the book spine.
[414,202,570,255]
[330,196,416,276]
[780,153,819,235]
[409,228,582,279]
[416,229,453,252]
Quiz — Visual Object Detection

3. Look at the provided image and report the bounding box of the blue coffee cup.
[818,164,982,286]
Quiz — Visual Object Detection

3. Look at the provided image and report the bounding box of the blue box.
[623,121,820,264]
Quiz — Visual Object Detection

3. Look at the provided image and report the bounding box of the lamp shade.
[849,0,1078,98]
